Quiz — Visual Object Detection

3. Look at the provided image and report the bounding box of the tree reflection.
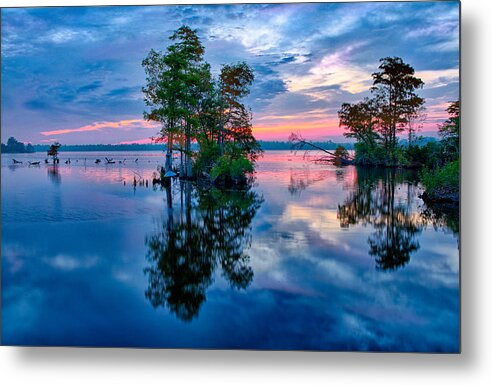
[144,181,263,321]
[337,167,422,270]
[420,201,459,236]
[47,165,61,185]
[287,168,334,196]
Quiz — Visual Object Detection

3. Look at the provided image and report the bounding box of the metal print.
[1,1,460,351]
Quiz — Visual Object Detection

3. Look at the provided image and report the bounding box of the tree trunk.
[218,124,224,156]
[183,122,191,179]
[179,138,184,177]
[186,135,192,178]
[166,133,173,172]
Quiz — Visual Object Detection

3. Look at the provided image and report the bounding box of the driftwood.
[12,159,23,164]
[28,161,40,166]
[105,157,115,164]
[289,132,354,165]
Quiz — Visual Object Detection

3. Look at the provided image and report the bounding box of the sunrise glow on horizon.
[1,2,459,145]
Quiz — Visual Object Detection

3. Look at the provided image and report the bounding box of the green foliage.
[405,142,442,168]
[340,57,426,166]
[333,145,349,166]
[438,101,460,163]
[393,146,411,167]
[142,26,259,181]
[353,142,387,166]
[421,160,459,196]
[194,141,220,174]
[210,143,254,185]
[339,98,379,144]
[210,155,253,181]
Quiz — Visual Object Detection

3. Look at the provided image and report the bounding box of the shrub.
[333,145,349,166]
[194,141,220,175]
[405,142,443,168]
[195,141,257,186]
[354,142,386,165]
[421,160,459,201]
[210,154,254,184]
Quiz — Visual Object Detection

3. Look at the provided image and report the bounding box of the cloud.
[284,44,373,95]
[24,100,50,110]
[2,2,460,143]
[416,69,459,89]
[40,119,159,136]
[43,28,97,44]
[406,22,457,39]
[76,81,103,94]
[118,138,154,145]
[44,254,98,271]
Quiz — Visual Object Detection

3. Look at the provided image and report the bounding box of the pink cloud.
[40,119,159,136]
[253,117,341,141]
[118,138,155,145]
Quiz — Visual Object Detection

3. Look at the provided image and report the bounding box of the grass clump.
[421,160,459,202]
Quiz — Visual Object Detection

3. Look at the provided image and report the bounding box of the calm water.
[1,151,459,351]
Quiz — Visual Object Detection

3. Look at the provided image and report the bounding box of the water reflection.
[144,181,263,321]
[47,165,61,185]
[420,201,459,236]
[336,167,423,270]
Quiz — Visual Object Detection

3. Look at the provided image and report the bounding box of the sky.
[1,1,460,144]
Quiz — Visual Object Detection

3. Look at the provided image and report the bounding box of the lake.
[1,150,459,351]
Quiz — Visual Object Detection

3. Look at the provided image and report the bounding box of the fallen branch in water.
[288,132,354,164]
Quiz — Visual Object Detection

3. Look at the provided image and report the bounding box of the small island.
[142,26,261,188]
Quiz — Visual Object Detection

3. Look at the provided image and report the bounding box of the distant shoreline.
[10,141,357,153]
[1,137,440,154]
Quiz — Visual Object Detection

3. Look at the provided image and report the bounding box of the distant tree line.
[1,137,35,153]
[260,140,354,150]
[28,141,358,152]
[32,143,168,152]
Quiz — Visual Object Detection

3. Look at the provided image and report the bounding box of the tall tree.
[371,57,424,163]
[143,27,259,181]
[405,105,426,147]
[438,100,459,160]
[218,62,260,160]
[142,26,208,175]
[47,142,61,163]
[169,26,208,178]
[338,98,379,145]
